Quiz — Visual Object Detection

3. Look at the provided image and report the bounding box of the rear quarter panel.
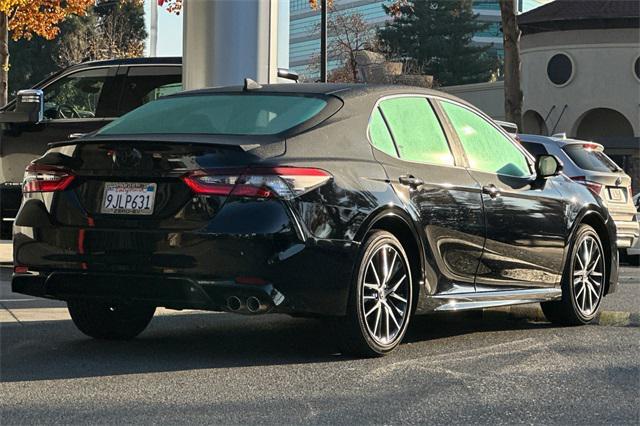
[551,173,619,293]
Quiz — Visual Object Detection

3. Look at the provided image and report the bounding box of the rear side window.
[368,108,397,157]
[520,141,549,158]
[99,94,330,136]
[441,101,530,177]
[563,145,619,172]
[118,66,182,114]
[378,97,454,165]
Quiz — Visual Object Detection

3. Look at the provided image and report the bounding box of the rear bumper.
[614,219,639,248]
[12,230,359,316]
[12,272,287,314]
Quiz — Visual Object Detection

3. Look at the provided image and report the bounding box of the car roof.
[518,133,604,149]
[65,57,182,71]
[173,83,478,110]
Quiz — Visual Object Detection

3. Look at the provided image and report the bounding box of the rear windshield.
[563,145,620,173]
[97,94,329,136]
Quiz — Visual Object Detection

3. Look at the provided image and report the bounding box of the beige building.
[444,0,640,190]
[518,0,639,190]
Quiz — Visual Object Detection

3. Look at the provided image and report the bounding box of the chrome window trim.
[43,117,117,123]
[41,66,115,90]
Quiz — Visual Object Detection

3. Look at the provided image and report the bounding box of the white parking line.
[0,307,214,323]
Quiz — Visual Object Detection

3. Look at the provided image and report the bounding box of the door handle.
[482,184,500,199]
[398,175,424,188]
[69,133,87,139]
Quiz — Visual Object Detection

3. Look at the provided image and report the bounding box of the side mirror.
[0,89,44,124]
[536,154,563,178]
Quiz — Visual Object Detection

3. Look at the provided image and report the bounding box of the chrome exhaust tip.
[227,296,242,311]
[246,296,262,313]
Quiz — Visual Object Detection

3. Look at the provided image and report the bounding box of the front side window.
[98,94,330,136]
[378,97,454,166]
[441,101,531,177]
[43,68,110,119]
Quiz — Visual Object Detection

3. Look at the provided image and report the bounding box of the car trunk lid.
[36,137,285,228]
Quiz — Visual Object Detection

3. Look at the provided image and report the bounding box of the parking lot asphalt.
[1,265,638,424]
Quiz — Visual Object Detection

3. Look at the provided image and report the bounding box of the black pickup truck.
[0,57,182,238]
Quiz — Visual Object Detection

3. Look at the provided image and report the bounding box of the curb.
[483,305,640,327]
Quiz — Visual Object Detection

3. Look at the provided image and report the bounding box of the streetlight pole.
[149,0,158,57]
[320,0,327,82]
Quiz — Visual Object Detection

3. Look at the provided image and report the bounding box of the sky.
[143,0,183,57]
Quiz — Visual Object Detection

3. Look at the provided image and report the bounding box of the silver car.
[626,193,640,259]
[519,134,639,249]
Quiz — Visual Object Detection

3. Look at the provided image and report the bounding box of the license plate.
[101,182,156,215]
[608,187,625,202]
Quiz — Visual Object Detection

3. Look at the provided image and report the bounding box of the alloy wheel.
[361,244,410,345]
[572,235,604,317]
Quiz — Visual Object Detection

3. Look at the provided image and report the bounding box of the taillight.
[582,143,600,151]
[181,166,332,200]
[14,265,28,274]
[571,176,602,195]
[23,164,75,193]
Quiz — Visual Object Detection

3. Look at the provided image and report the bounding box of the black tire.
[67,299,156,340]
[334,230,413,357]
[541,224,606,326]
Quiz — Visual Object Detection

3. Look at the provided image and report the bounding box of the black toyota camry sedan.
[12,83,618,356]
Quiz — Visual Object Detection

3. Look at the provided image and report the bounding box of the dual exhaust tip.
[226,296,265,313]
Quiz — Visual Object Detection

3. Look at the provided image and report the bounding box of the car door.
[438,99,568,288]
[369,95,485,294]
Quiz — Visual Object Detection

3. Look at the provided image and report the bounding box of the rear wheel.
[67,299,156,340]
[335,231,413,357]
[541,224,605,325]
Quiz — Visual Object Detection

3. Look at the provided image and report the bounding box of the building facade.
[289,0,550,79]
[518,0,639,190]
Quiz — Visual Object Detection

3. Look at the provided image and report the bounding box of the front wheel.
[334,231,413,357]
[541,224,606,325]
[68,299,156,340]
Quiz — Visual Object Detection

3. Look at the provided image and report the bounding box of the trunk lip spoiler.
[48,133,282,150]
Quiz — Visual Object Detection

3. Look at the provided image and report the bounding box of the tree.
[0,0,94,105]
[158,0,182,14]
[6,1,146,98]
[56,0,147,67]
[306,10,375,82]
[378,0,497,86]
[8,34,58,97]
[499,0,522,130]
[327,12,375,82]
